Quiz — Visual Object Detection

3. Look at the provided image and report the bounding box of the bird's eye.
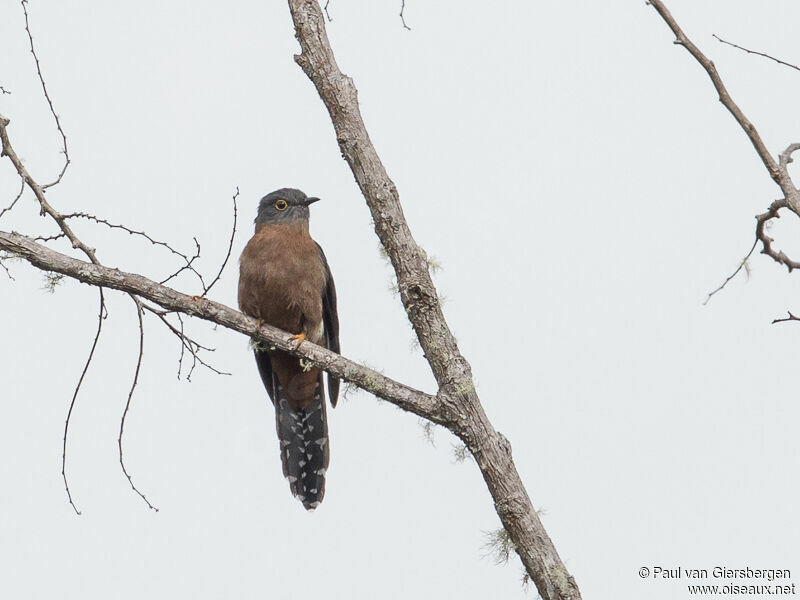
[275,199,288,211]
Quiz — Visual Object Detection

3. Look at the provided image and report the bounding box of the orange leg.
[290,332,306,349]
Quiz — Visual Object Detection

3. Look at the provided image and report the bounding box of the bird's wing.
[254,349,277,403]
[316,242,340,407]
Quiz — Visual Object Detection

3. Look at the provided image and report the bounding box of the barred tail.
[275,374,329,510]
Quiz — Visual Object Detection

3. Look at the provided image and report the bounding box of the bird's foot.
[290,332,306,349]
[255,318,264,329]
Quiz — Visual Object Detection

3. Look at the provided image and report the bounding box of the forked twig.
[142,304,230,379]
[63,211,206,286]
[772,311,800,325]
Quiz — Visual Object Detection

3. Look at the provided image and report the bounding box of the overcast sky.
[1,1,799,599]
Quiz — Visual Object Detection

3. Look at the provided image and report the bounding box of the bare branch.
[703,239,758,305]
[323,0,332,22]
[61,289,107,515]
[0,254,14,280]
[0,86,10,95]
[20,0,70,188]
[32,232,66,243]
[0,114,99,265]
[0,179,25,221]
[400,0,410,30]
[0,230,441,423]
[771,311,800,325]
[287,2,579,598]
[62,211,206,286]
[118,299,159,511]
[713,34,800,73]
[778,143,800,170]
[754,198,800,271]
[141,303,231,379]
[200,186,238,297]
[646,0,798,203]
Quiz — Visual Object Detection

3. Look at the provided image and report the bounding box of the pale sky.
[1,1,799,599]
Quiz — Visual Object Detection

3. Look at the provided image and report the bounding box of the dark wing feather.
[316,243,340,407]
[254,350,276,403]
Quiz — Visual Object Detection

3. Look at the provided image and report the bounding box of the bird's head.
[254,188,320,228]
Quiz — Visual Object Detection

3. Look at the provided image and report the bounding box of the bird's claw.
[290,332,306,349]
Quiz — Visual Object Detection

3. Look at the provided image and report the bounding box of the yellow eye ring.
[275,199,288,211]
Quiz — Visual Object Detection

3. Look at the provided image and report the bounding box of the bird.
[238,188,340,510]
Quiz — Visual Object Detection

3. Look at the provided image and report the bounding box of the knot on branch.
[494,492,528,521]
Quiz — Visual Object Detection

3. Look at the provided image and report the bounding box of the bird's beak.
[303,197,321,206]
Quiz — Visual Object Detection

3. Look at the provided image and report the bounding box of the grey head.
[255,188,320,228]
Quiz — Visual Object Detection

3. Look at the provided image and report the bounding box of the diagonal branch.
[646,0,798,205]
[648,0,800,293]
[0,114,98,264]
[286,2,579,598]
[0,229,441,423]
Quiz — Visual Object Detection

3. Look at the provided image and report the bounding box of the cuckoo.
[238,188,340,510]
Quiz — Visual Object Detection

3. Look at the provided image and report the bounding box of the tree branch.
[286,2,580,598]
[713,34,800,73]
[648,0,800,299]
[0,230,441,424]
[646,0,799,207]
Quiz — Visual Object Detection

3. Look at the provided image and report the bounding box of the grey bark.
[286,2,581,598]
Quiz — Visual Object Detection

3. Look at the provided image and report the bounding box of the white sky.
[1,1,799,599]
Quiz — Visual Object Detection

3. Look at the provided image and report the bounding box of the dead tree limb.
[0,230,440,422]
[647,0,800,300]
[286,2,580,598]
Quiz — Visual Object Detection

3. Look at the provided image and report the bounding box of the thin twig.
[201,187,238,297]
[118,298,158,511]
[142,304,231,379]
[0,179,25,221]
[0,86,10,95]
[159,238,202,286]
[33,232,66,243]
[703,239,758,304]
[713,34,800,73]
[400,0,410,30]
[21,0,70,188]
[61,289,107,515]
[63,212,206,286]
[771,311,800,325]
[0,256,14,280]
[323,0,332,21]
